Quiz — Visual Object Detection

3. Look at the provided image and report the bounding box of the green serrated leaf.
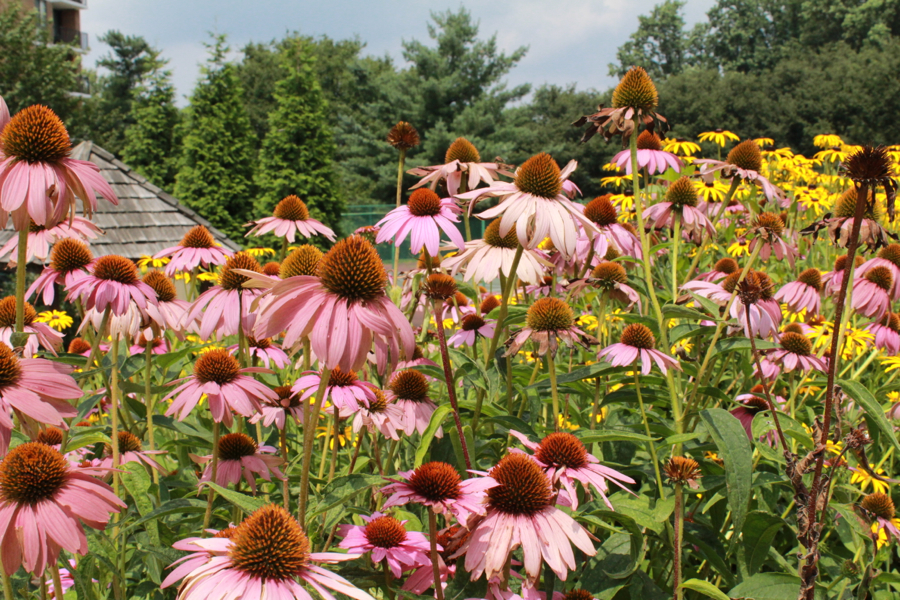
[701,409,752,535]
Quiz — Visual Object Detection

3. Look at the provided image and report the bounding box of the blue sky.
[81,0,716,106]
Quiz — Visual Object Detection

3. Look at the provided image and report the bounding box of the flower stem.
[434,300,472,471]
[279,237,289,263]
[299,368,332,525]
[328,403,340,482]
[110,335,121,500]
[484,245,523,368]
[673,482,684,600]
[144,342,158,487]
[382,561,396,600]
[203,421,220,530]
[0,554,13,600]
[281,426,290,511]
[547,351,561,431]
[428,508,445,600]
[85,307,111,372]
[392,148,407,287]
[13,224,28,338]
[50,560,65,600]
[671,215,680,300]
[635,372,666,499]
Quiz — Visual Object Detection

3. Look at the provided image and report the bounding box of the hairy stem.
[434,300,472,471]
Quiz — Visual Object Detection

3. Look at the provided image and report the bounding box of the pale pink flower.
[385,369,441,437]
[227,337,289,369]
[748,213,798,268]
[695,140,785,206]
[246,195,335,243]
[643,201,715,239]
[851,266,893,320]
[695,257,740,282]
[351,389,405,441]
[409,138,513,197]
[455,453,595,583]
[866,313,900,355]
[98,430,166,474]
[858,245,900,300]
[506,298,596,358]
[154,225,232,276]
[195,433,284,494]
[611,131,682,175]
[754,357,780,381]
[141,270,190,337]
[598,323,680,375]
[66,255,157,318]
[382,461,497,522]
[164,349,277,428]
[0,217,100,265]
[769,332,827,373]
[26,238,94,305]
[822,254,861,296]
[442,220,548,285]
[448,314,496,348]
[509,430,635,511]
[293,366,376,418]
[581,196,642,260]
[0,297,63,356]
[376,188,465,256]
[774,269,823,315]
[0,442,125,576]
[185,252,263,340]
[32,559,78,598]
[338,512,433,577]
[129,336,169,356]
[163,505,374,600]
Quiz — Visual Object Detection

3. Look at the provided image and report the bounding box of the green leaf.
[308,474,384,518]
[205,482,266,514]
[576,430,656,444]
[415,404,453,467]
[484,415,536,437]
[117,498,207,537]
[680,579,730,600]
[662,304,713,321]
[588,511,645,579]
[838,378,900,453]
[729,573,822,599]
[600,493,674,535]
[741,511,784,575]
[701,409,752,534]
[713,337,779,352]
[121,467,160,546]
[665,432,701,445]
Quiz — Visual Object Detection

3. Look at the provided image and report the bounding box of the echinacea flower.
[509,430,635,510]
[252,235,415,373]
[162,504,374,600]
[0,217,101,265]
[293,366,376,417]
[643,176,714,239]
[0,296,63,356]
[382,461,497,522]
[66,254,158,317]
[749,212,798,267]
[457,153,597,259]
[695,140,784,205]
[186,251,264,340]
[696,257,739,283]
[858,244,900,300]
[385,369,441,437]
[0,104,118,229]
[129,335,169,356]
[611,130,681,175]
[27,238,94,305]
[249,385,303,430]
[246,195,335,243]
[0,343,81,454]
[663,456,701,489]
[573,66,667,142]
[580,195,642,259]
[408,137,513,197]
[195,432,284,494]
[866,313,900,355]
[774,268,823,315]
[142,270,190,337]
[455,453,596,583]
[375,188,464,257]
[0,442,125,576]
[164,348,277,427]
[154,225,233,276]
[228,337,289,370]
[351,387,405,441]
[769,332,827,373]
[338,512,433,577]
[826,187,888,250]
[506,297,596,357]
[730,390,784,443]
[598,323,680,375]
[442,219,548,285]
[685,270,781,339]
[448,313,496,348]
[279,244,323,279]
[581,261,640,307]
[98,430,166,474]
[861,493,900,549]
[851,266,893,321]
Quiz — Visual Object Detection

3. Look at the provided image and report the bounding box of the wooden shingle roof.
[0,141,241,259]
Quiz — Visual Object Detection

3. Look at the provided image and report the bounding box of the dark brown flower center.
[387,122,420,151]
[663,456,700,485]
[219,252,262,291]
[317,236,388,302]
[865,266,894,292]
[249,337,271,350]
[743,396,769,413]
[329,366,358,388]
[1,105,71,163]
[726,140,762,172]
[885,313,900,333]
[461,314,486,332]
[714,258,739,274]
[218,432,258,461]
[93,255,139,285]
[636,130,663,151]
[515,153,562,199]
[526,297,574,332]
[782,323,804,335]
[780,332,812,356]
[273,385,301,408]
[584,196,618,227]
[445,137,480,164]
[755,212,784,237]
[535,432,589,469]
[408,188,443,217]
[273,195,310,221]
[262,262,281,277]
[364,515,408,548]
[878,244,900,269]
[612,67,658,111]
[50,238,93,274]
[487,453,553,516]
[115,431,142,454]
[0,296,35,328]
[833,187,881,221]
[843,145,892,183]
[833,254,863,272]
[666,176,698,208]
[423,273,458,301]
[142,271,177,302]
[797,268,822,291]
[388,370,430,402]
[67,338,91,355]
[480,295,500,315]
[620,323,655,349]
[408,461,462,502]
[861,492,895,520]
[229,505,311,580]
[193,349,241,385]
[36,427,63,446]
[563,590,594,600]
[417,251,442,270]
[180,225,216,249]
[0,344,22,388]
[591,262,627,287]
[484,219,519,249]
[280,245,323,278]
[369,389,388,413]
[0,442,68,504]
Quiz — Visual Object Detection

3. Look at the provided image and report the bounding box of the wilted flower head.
[387,121,420,150]
[664,456,701,488]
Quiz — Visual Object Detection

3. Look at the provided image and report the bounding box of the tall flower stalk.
[387,122,420,287]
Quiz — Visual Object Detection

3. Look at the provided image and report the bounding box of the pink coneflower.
[195,432,284,494]
[249,385,304,430]
[400,526,457,596]
[611,130,681,175]
[643,176,714,239]
[685,270,781,339]
[455,453,595,583]
[396,345,440,372]
[822,254,863,296]
[748,213,798,267]
[98,430,166,474]
[162,504,374,600]
[851,266,893,320]
[448,313,496,348]
[338,512,433,577]
[252,235,415,373]
[376,188,465,257]
[861,493,900,547]
[154,225,233,276]
[755,357,780,381]
[581,196,642,259]
[382,461,497,522]
[66,254,157,317]
[858,244,900,300]
[457,153,597,259]
[0,297,62,356]
[598,324,680,375]
[27,238,94,305]
[774,268,823,315]
[140,271,189,337]
[351,388,405,441]
[0,442,125,576]
[186,251,263,340]
[386,369,440,437]
[696,257,740,282]
[164,348,277,427]
[695,140,785,205]
[769,332,827,373]
[246,195,335,243]
[0,105,118,229]
[32,559,78,598]
[827,186,888,249]
[294,366,376,418]
[408,137,513,197]
[129,334,168,356]
[0,217,101,265]
[228,336,289,369]
[866,313,900,355]
[731,388,784,443]
[443,219,548,285]
[579,261,640,307]
[506,298,596,358]
[0,343,80,454]
[525,275,566,297]
[509,430,635,510]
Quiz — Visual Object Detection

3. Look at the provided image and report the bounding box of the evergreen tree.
[174,35,256,241]
[121,70,180,190]
[255,40,341,232]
